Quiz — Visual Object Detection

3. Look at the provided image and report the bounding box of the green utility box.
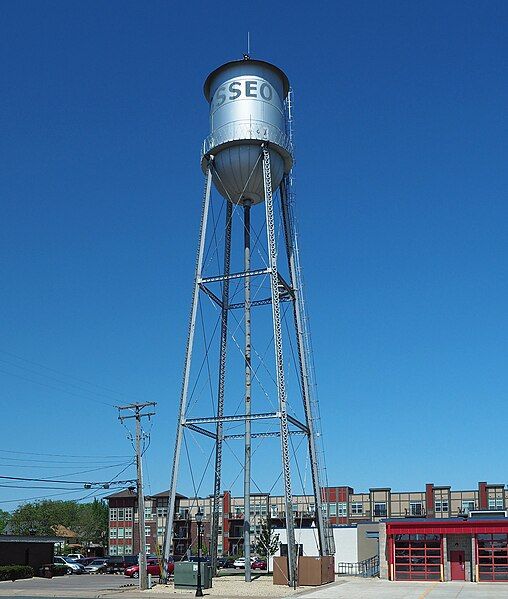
[174,561,212,590]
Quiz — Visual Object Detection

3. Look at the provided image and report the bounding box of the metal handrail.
[202,121,293,157]
[336,555,379,577]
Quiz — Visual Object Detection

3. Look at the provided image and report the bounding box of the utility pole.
[118,402,156,591]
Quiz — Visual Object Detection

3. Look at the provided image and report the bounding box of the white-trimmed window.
[124,545,132,555]
[410,502,423,516]
[435,500,448,513]
[117,544,124,555]
[338,502,347,517]
[145,544,151,553]
[110,508,118,521]
[125,528,132,539]
[488,498,504,510]
[117,528,124,539]
[145,506,153,520]
[109,528,117,539]
[118,508,125,520]
[157,507,167,518]
[328,503,337,516]
[125,508,133,521]
[145,526,151,537]
[109,545,117,555]
[157,527,164,535]
[351,502,363,515]
[374,502,387,517]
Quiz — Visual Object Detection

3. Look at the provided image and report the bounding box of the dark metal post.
[195,510,203,597]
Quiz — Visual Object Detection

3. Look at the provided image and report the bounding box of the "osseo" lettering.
[213,80,273,109]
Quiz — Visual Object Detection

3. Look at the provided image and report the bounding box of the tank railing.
[202,121,293,157]
[336,555,379,577]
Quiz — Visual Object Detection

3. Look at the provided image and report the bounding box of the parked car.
[76,557,96,566]
[251,559,267,570]
[105,555,126,574]
[188,555,211,563]
[217,557,235,569]
[54,556,86,574]
[85,559,108,574]
[124,558,171,579]
[233,557,256,569]
[66,553,85,560]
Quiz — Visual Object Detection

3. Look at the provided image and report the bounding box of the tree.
[255,518,280,573]
[0,509,11,534]
[75,499,108,546]
[9,499,108,547]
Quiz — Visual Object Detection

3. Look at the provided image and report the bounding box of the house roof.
[0,535,63,544]
[52,525,77,539]
[105,489,137,499]
[150,490,186,499]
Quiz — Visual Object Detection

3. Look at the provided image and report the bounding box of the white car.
[54,556,85,574]
[66,553,84,560]
[233,557,257,569]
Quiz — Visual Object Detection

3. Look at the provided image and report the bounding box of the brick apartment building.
[106,481,507,558]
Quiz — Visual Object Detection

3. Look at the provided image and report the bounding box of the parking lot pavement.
[3,575,508,599]
[297,577,508,599]
[0,573,134,597]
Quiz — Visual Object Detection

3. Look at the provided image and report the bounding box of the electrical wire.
[0,449,130,459]
[0,461,134,484]
[0,349,140,402]
[0,367,115,408]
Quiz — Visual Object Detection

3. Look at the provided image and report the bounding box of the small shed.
[0,535,62,571]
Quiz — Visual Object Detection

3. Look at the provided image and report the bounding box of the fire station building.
[379,517,508,582]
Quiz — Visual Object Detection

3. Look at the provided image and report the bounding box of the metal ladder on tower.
[284,91,335,556]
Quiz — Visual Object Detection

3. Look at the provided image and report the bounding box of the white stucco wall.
[269,526,358,573]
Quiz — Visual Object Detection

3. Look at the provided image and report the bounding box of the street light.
[195,509,204,597]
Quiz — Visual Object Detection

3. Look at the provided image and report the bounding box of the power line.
[0,367,116,407]
[0,357,126,405]
[0,463,135,484]
[0,349,140,402]
[0,449,130,459]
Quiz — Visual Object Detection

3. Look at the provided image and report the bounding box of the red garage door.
[477,534,508,581]
[394,534,442,581]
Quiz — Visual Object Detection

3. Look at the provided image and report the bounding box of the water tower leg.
[243,199,252,583]
[162,165,214,580]
[262,146,297,588]
[210,200,233,576]
[280,178,328,557]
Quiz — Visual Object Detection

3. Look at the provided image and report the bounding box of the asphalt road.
[0,573,134,597]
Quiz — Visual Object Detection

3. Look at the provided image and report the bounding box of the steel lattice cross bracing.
[161,57,333,588]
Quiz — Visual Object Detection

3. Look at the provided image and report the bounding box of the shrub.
[0,565,34,581]
[53,564,68,576]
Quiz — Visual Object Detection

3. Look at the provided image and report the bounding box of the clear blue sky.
[1,0,507,508]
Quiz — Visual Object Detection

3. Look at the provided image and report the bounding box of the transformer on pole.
[162,57,333,588]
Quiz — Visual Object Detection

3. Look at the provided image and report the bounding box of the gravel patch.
[149,575,310,597]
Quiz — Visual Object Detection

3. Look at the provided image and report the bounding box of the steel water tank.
[202,58,293,204]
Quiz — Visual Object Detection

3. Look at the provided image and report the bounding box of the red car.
[124,559,172,578]
[251,559,267,570]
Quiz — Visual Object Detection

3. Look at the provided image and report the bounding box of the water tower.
[163,56,333,587]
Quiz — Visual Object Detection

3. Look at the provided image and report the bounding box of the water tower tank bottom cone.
[209,143,285,205]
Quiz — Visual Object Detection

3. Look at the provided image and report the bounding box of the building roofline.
[0,535,63,543]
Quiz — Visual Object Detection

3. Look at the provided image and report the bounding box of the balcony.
[228,512,244,520]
